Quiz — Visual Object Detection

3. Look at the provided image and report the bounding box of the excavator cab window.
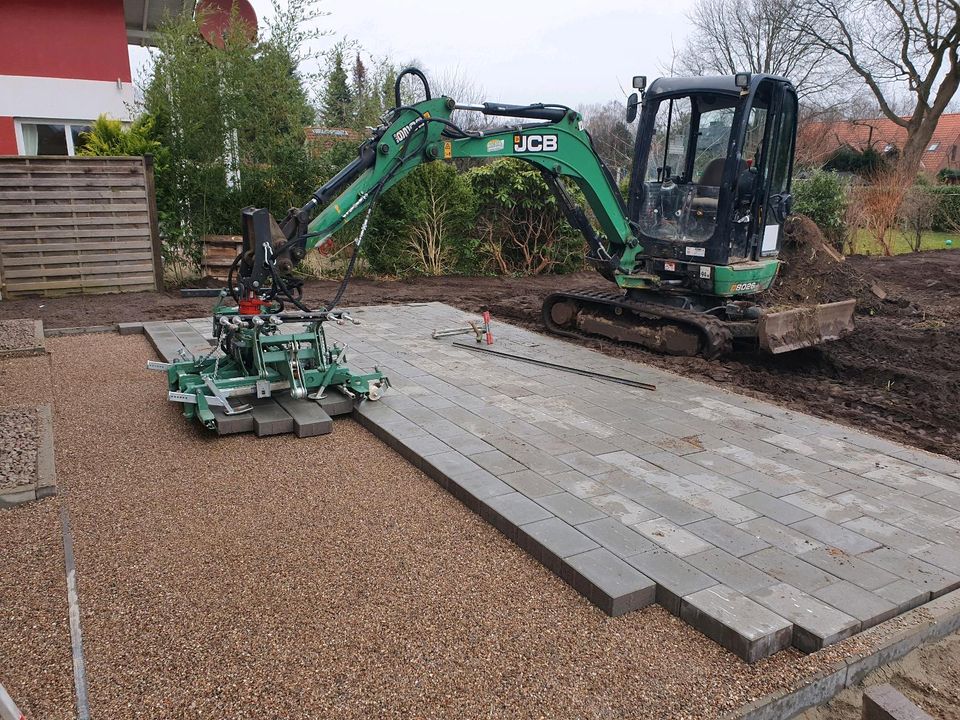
[636,93,738,244]
[629,74,798,266]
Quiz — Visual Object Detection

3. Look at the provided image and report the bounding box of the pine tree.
[321,48,353,127]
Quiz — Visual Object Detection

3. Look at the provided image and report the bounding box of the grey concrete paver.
[741,547,839,590]
[736,491,813,525]
[536,493,606,525]
[686,518,769,557]
[749,582,859,652]
[781,491,862,523]
[857,547,960,597]
[790,517,881,555]
[686,548,778,594]
[585,493,658,525]
[681,585,793,663]
[810,581,898,629]
[576,518,655,558]
[633,518,715,557]
[625,549,718,616]
[563,548,656,616]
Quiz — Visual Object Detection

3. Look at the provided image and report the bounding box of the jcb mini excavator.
[157,68,855,429]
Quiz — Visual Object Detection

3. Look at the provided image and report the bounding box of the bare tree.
[677,0,835,96]
[792,0,960,175]
[578,101,636,184]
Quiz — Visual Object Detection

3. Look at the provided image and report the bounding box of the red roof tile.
[799,114,960,173]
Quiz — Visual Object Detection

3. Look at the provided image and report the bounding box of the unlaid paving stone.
[585,493,658,525]
[499,469,562,499]
[736,491,813,525]
[274,394,333,438]
[799,547,899,590]
[742,546,838,591]
[874,579,930,614]
[790,516,881,555]
[686,518,769,557]
[782,491,862,523]
[841,516,932,554]
[686,548,778,594]
[862,684,935,720]
[749,582,859,653]
[626,549,718,616]
[633,518,714,557]
[251,398,294,436]
[681,585,793,663]
[576,517,654,559]
[810,580,898,629]
[536,493,606,525]
[563,548,656,616]
[519,518,599,573]
[857,547,960,597]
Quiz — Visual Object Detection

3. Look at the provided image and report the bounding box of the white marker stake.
[0,682,25,720]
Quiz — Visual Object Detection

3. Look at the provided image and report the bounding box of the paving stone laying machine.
[156,68,855,431]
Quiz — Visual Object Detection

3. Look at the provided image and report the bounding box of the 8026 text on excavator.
[157,67,856,430]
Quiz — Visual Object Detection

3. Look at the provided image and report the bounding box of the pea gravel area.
[6,332,889,719]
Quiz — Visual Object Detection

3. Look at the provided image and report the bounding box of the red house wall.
[0,0,131,83]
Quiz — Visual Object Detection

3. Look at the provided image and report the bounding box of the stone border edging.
[723,588,960,720]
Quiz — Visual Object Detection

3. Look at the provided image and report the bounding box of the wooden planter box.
[202,235,242,282]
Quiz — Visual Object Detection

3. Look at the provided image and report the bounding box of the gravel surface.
[0,319,40,353]
[32,332,880,719]
[0,497,75,720]
[0,408,39,489]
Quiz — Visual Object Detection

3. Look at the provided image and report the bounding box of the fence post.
[143,154,164,292]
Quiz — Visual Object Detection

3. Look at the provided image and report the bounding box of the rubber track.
[542,290,734,359]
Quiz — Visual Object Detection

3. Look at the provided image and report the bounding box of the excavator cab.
[627,73,797,268]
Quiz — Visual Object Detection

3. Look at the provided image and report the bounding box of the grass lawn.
[851,229,959,255]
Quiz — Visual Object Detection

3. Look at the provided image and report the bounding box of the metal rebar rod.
[451,341,656,391]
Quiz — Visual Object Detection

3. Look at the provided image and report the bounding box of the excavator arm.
[234,75,640,312]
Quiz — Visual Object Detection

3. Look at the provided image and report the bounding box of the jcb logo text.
[513,134,558,153]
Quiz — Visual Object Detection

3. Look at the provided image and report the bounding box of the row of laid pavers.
[326,304,960,663]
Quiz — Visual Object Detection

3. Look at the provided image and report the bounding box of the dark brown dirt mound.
[766,215,887,314]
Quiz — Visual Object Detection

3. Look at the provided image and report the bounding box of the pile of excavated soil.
[765,215,887,314]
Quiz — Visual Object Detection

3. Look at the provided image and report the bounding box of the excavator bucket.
[758,299,856,354]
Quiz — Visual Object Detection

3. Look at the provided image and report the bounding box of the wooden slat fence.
[0,156,163,298]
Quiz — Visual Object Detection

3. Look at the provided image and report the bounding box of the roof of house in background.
[798,113,960,173]
[125,0,196,45]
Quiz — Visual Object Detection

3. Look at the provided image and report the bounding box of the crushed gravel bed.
[0,497,75,720]
[38,332,877,719]
[0,408,40,489]
[0,319,40,353]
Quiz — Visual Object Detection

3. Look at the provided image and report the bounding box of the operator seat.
[690,157,744,211]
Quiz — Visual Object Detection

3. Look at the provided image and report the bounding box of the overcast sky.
[129,0,697,106]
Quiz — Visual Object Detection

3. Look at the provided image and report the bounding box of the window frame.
[14,118,95,156]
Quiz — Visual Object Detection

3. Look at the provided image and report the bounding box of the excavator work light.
[735,72,751,89]
[632,75,647,91]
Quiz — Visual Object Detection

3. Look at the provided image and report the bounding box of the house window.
[928,142,940,152]
[16,120,93,156]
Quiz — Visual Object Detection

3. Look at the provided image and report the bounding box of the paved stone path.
[143,303,960,663]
